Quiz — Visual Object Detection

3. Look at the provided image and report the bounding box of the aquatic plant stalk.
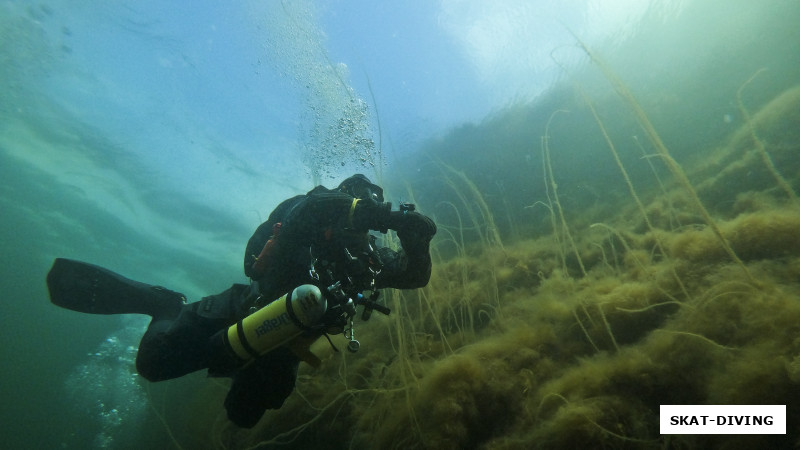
[634,135,682,230]
[597,303,620,352]
[590,222,683,305]
[540,153,566,272]
[572,309,600,352]
[573,36,756,284]
[542,110,586,277]
[736,69,798,204]
[581,90,691,300]
[436,160,504,251]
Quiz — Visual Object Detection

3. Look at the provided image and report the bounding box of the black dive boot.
[47,258,186,317]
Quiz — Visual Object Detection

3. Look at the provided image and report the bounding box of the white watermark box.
[660,405,785,434]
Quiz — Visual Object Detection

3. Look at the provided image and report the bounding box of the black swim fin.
[46,258,186,317]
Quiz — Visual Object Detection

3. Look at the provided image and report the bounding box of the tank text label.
[255,312,290,337]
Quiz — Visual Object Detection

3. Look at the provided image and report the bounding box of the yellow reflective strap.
[227,323,252,360]
[348,198,360,228]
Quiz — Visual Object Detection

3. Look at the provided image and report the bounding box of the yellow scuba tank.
[222,284,326,364]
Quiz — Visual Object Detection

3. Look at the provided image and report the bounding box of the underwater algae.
[167,78,800,449]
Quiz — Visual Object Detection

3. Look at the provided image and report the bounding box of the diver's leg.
[135,285,246,382]
[223,347,300,428]
[135,309,220,381]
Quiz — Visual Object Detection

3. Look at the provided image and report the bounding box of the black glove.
[389,211,437,244]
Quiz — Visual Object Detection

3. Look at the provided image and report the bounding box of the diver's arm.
[280,193,393,243]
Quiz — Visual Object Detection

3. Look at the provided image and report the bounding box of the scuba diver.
[46,174,436,428]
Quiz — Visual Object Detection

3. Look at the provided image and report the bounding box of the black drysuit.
[134,185,435,427]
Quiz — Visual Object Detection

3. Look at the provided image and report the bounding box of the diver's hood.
[337,174,384,202]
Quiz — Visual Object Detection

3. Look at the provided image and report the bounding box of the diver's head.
[337,174,384,202]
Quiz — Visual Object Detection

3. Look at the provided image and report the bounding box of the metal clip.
[345,318,360,352]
